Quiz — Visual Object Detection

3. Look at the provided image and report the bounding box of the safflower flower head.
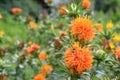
[41,64,53,74]
[54,39,63,47]
[26,47,34,54]
[71,17,95,42]
[106,20,113,29]
[82,0,91,9]
[50,25,54,30]
[11,8,22,14]
[113,34,120,42]
[114,46,120,59]
[64,42,93,74]
[109,42,115,49]
[29,21,37,29]
[34,73,45,80]
[31,43,40,50]
[26,43,40,54]
[39,52,47,60]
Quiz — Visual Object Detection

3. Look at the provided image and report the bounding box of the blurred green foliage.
[94,0,120,21]
[0,0,40,18]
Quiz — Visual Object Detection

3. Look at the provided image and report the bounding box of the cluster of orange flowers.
[64,42,93,74]
[71,17,95,42]
[11,8,22,14]
[64,17,94,75]
[82,0,91,9]
[34,51,53,80]
[34,64,53,80]
[26,43,40,54]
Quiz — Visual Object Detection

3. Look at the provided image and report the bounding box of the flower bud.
[94,50,106,60]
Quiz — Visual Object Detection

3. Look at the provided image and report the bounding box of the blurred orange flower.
[0,14,3,19]
[11,8,22,14]
[29,22,37,29]
[41,64,53,74]
[26,43,40,54]
[59,6,67,15]
[39,52,47,60]
[0,31,4,36]
[113,34,120,42]
[71,17,95,42]
[31,43,40,50]
[114,46,120,59]
[34,73,45,80]
[26,47,34,54]
[64,42,93,74]
[82,0,91,9]
[109,42,115,49]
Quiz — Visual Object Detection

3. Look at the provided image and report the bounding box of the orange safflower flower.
[26,43,40,54]
[26,47,34,54]
[71,17,95,42]
[64,42,93,74]
[11,8,22,14]
[82,0,91,9]
[31,43,40,50]
[34,73,45,80]
[114,46,120,59]
[39,52,47,60]
[41,64,53,74]
[29,22,37,29]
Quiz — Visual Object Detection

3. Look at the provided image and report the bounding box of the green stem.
[91,61,100,80]
[71,75,78,80]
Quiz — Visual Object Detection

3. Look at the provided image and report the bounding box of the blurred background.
[0,0,120,22]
